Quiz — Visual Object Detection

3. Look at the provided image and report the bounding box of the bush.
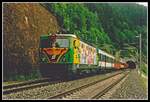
[6,69,41,81]
[141,63,147,76]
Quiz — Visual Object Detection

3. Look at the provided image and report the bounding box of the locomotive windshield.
[40,37,50,48]
[40,37,69,48]
[55,39,69,48]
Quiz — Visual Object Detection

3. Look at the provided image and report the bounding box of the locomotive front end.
[39,34,74,79]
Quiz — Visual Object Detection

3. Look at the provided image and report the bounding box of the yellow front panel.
[73,39,80,64]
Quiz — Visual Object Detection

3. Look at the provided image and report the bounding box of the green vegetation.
[141,63,147,76]
[139,68,148,90]
[6,69,41,81]
[42,3,147,69]
[42,4,112,47]
[4,81,23,86]
[42,3,147,56]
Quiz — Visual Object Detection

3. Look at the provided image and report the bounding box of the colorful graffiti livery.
[79,41,97,65]
[41,48,68,63]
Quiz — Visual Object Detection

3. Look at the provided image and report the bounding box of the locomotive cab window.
[40,37,50,48]
[40,37,69,48]
[55,39,69,48]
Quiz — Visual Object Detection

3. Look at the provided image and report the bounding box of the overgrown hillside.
[43,3,147,61]
[3,3,60,81]
[42,3,147,75]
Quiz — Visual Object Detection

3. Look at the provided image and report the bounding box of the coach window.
[102,55,106,62]
[112,59,114,63]
[101,55,104,61]
[106,56,109,62]
[101,54,104,61]
[105,56,107,62]
[109,58,112,63]
[110,58,112,63]
[81,43,83,48]
[107,57,109,62]
[108,57,110,63]
[108,57,111,63]
[97,53,100,60]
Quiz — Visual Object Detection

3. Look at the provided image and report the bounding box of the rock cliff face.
[3,3,60,80]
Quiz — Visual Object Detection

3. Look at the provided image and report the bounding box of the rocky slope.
[3,3,60,80]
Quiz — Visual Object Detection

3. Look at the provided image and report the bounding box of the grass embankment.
[139,63,148,90]
[141,63,148,76]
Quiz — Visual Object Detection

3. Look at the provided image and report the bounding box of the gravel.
[3,71,121,100]
[109,69,148,100]
[64,73,124,99]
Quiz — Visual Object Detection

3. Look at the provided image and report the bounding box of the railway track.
[91,72,128,99]
[3,78,50,89]
[48,71,129,99]
[3,78,62,95]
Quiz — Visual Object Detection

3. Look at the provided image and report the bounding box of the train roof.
[40,34,77,38]
[98,49,115,59]
[56,34,77,38]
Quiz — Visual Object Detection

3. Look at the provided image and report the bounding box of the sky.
[136,2,148,7]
